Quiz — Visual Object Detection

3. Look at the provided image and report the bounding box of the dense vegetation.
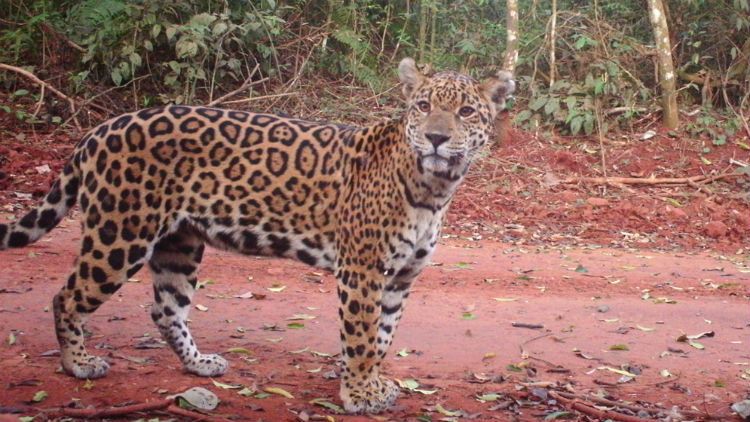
[1,0,748,138]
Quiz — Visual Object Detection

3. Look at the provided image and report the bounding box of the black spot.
[8,232,29,247]
[355,344,365,356]
[136,107,164,120]
[348,300,360,315]
[174,292,191,307]
[66,273,76,289]
[250,114,277,127]
[111,114,133,130]
[79,262,89,279]
[268,122,298,146]
[242,231,258,251]
[339,289,348,305]
[163,306,175,316]
[127,263,143,278]
[268,234,290,256]
[125,123,146,152]
[219,121,242,144]
[128,245,146,264]
[382,303,401,315]
[81,236,94,254]
[195,107,223,122]
[100,282,121,294]
[108,248,125,270]
[98,220,118,245]
[265,147,289,177]
[178,117,205,134]
[344,320,355,335]
[415,249,428,259]
[106,134,123,153]
[46,181,62,204]
[19,210,38,229]
[168,106,191,118]
[37,209,58,230]
[296,249,317,266]
[91,266,107,283]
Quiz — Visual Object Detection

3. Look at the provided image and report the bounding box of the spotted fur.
[0,58,514,414]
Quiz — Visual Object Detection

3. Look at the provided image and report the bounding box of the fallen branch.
[548,391,652,422]
[561,172,741,186]
[207,64,266,106]
[511,322,544,329]
[60,399,231,421]
[552,390,723,420]
[0,63,82,131]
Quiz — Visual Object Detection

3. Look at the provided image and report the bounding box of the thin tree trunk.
[502,0,519,73]
[647,0,679,129]
[418,0,428,63]
[549,0,557,88]
[429,0,438,58]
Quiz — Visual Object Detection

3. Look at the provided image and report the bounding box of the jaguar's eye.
[458,106,475,117]
[416,101,431,113]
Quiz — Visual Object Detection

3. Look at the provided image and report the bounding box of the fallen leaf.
[598,366,637,377]
[286,314,316,321]
[82,379,95,390]
[264,386,294,399]
[287,322,305,329]
[7,332,16,346]
[267,284,286,293]
[195,304,208,312]
[32,390,48,403]
[310,398,344,413]
[636,325,655,332]
[227,347,252,355]
[609,344,629,351]
[476,393,501,402]
[545,411,574,420]
[493,297,518,302]
[435,403,461,417]
[461,312,477,320]
[238,387,255,397]
[212,379,242,390]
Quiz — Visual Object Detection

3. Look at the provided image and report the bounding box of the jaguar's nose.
[425,133,450,149]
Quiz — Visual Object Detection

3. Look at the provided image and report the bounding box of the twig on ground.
[0,63,81,131]
[548,391,652,422]
[222,91,299,105]
[207,65,267,106]
[552,390,724,420]
[561,172,741,186]
[512,322,545,329]
[60,399,232,421]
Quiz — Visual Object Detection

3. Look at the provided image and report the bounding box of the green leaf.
[111,68,122,86]
[309,398,344,413]
[574,264,588,273]
[212,379,242,389]
[609,344,629,351]
[514,110,532,124]
[13,89,29,97]
[227,347,252,355]
[461,312,476,320]
[151,24,161,39]
[544,97,560,115]
[475,393,501,402]
[165,26,177,41]
[32,390,48,402]
[529,97,548,111]
[287,322,304,329]
[570,116,584,135]
[435,403,462,417]
[238,387,255,397]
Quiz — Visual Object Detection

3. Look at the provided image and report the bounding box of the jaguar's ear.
[481,70,516,115]
[398,57,424,98]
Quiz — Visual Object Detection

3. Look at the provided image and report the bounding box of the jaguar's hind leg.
[148,231,227,377]
[54,234,147,379]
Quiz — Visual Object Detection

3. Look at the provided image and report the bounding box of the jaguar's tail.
[0,158,79,249]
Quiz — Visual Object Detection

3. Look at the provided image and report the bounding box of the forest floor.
[0,117,749,421]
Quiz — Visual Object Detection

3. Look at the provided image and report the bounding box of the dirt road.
[1,219,748,420]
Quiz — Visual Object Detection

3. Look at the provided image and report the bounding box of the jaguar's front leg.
[336,267,400,414]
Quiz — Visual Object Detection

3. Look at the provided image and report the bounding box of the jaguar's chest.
[386,208,444,280]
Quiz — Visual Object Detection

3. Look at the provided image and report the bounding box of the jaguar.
[0,58,514,413]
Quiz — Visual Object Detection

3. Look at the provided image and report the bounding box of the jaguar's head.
[398,58,515,179]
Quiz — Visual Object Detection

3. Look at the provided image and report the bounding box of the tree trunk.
[647,0,679,129]
[502,0,519,73]
[418,0,429,63]
[549,0,557,88]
